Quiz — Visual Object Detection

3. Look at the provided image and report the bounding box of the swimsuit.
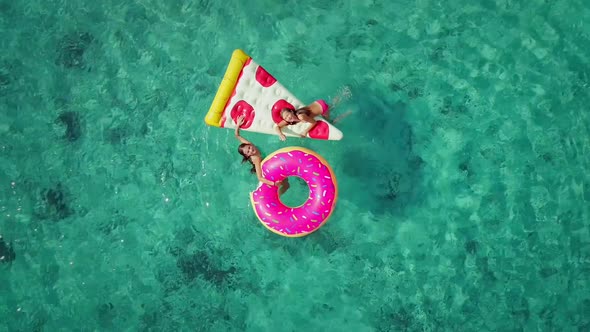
[315,99,329,114]
[286,100,329,125]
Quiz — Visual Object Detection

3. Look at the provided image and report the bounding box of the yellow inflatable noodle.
[204,49,251,127]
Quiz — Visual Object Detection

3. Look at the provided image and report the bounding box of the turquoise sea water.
[1,0,590,331]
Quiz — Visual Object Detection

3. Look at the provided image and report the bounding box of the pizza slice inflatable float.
[204,49,343,141]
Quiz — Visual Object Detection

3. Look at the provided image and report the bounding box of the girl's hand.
[299,133,307,138]
[236,115,245,127]
[279,133,286,141]
[274,180,282,187]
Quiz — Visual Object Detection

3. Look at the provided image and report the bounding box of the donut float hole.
[278,176,310,208]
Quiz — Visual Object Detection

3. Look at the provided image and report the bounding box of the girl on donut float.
[235,115,290,194]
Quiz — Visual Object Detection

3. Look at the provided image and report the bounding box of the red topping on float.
[255,65,277,87]
[308,121,330,140]
[271,99,295,124]
[230,100,255,129]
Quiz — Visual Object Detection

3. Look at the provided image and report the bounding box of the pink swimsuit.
[315,99,329,114]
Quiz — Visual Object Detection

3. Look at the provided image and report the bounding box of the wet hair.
[280,106,312,124]
[238,143,256,173]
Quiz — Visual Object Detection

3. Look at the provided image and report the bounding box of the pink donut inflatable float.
[250,147,338,237]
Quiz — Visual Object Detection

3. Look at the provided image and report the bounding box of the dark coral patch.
[0,236,16,263]
[176,251,236,286]
[56,111,82,142]
[56,32,94,69]
[35,183,73,221]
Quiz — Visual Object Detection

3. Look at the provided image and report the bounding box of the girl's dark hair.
[295,106,312,116]
[281,106,312,124]
[238,143,256,173]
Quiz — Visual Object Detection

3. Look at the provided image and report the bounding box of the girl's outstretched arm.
[252,156,279,186]
[274,120,288,141]
[234,115,252,144]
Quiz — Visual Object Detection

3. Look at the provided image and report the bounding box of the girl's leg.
[331,110,353,124]
[324,85,352,123]
[330,85,352,109]
[278,178,290,196]
[315,99,330,120]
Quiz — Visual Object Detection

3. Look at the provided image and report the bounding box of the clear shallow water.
[1,0,589,331]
